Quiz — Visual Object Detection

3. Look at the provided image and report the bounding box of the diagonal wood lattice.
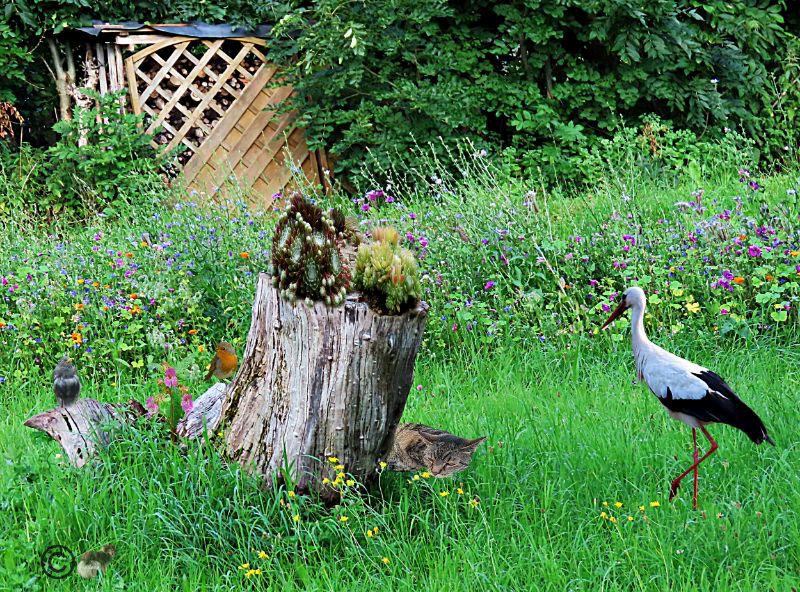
[124,37,329,202]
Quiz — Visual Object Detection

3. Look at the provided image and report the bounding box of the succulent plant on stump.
[354,226,422,314]
[271,194,349,307]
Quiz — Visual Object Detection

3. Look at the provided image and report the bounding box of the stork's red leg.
[692,428,699,509]
[669,426,718,504]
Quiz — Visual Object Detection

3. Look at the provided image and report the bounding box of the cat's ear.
[461,436,486,453]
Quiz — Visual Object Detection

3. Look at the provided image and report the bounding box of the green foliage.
[265,0,796,185]
[45,90,166,216]
[354,226,421,314]
[271,194,350,307]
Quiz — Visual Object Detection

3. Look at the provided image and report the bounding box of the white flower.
[711,78,719,84]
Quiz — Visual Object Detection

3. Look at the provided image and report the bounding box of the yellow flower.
[339,516,348,522]
[366,530,373,538]
[258,551,268,559]
[70,332,82,344]
[345,479,355,487]
[293,514,300,522]
[254,569,261,575]
[92,281,99,287]
[328,456,339,463]
[337,472,346,479]
[335,464,345,470]
[457,488,464,495]
[469,499,480,508]
[609,516,617,523]
[140,241,148,247]
[412,474,420,481]
[421,472,431,479]
[602,501,608,507]
[381,557,390,565]
[627,516,634,521]
[686,301,700,314]
[198,345,205,353]
[650,501,660,508]
[614,502,623,508]
[791,251,800,257]
[77,279,85,284]
[239,563,250,570]
[372,527,379,534]
[74,303,85,310]
[322,478,330,484]
[288,491,296,498]
[639,505,645,511]
[440,491,450,497]
[379,461,387,469]
[600,512,608,519]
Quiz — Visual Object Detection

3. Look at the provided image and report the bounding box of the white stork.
[602,286,773,508]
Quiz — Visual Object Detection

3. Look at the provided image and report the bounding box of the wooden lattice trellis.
[68,25,331,204]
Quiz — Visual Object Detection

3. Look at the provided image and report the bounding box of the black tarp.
[75,21,272,39]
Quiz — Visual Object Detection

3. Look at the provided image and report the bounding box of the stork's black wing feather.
[661,371,773,445]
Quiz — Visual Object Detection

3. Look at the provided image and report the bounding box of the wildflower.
[381,557,390,565]
[686,302,700,314]
[639,505,645,511]
[198,345,205,353]
[328,456,339,463]
[469,498,480,508]
[602,501,609,507]
[379,461,387,469]
[287,491,296,498]
[335,464,345,470]
[791,251,800,257]
[240,252,250,259]
[239,563,250,570]
[258,551,268,559]
[766,274,774,281]
[628,516,634,521]
[130,293,138,300]
[484,281,495,291]
[70,332,82,344]
[440,491,450,497]
[412,474,420,481]
[188,329,198,335]
[181,393,193,413]
[748,245,763,258]
[614,502,623,508]
[600,512,608,519]
[74,303,85,310]
[733,277,745,284]
[366,530,373,538]
[145,396,159,415]
[346,479,355,486]
[293,514,300,522]
[372,527,379,534]
[720,308,729,315]
[78,278,85,284]
[457,488,464,495]
[164,366,178,388]
[421,472,431,478]
[322,478,330,484]
[650,501,660,508]
[609,516,617,523]
[339,516,348,522]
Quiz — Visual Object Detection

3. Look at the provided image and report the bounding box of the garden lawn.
[2,338,798,591]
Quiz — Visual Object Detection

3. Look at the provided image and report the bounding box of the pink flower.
[484,281,496,290]
[145,396,159,416]
[720,308,729,315]
[181,393,193,413]
[164,366,178,388]
[748,245,763,257]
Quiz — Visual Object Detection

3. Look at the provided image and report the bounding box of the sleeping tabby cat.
[387,423,486,477]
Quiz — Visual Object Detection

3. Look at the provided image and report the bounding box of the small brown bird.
[53,356,80,407]
[77,544,116,579]
[205,342,238,381]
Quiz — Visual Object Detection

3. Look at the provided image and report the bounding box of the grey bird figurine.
[53,356,80,407]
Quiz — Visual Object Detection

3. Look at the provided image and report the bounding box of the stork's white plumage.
[603,286,773,508]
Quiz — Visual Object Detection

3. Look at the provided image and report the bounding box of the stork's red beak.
[601,300,629,330]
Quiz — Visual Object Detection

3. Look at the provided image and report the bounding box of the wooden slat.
[242,112,297,186]
[138,42,190,106]
[115,34,173,46]
[149,40,225,147]
[106,44,119,92]
[96,43,108,95]
[226,85,294,166]
[182,63,278,182]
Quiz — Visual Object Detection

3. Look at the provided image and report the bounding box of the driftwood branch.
[24,398,146,467]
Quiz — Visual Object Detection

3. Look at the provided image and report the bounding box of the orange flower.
[131,305,141,315]
[0,321,5,329]
[738,234,747,241]
[92,282,99,287]
[188,329,198,335]
[130,293,138,300]
[733,277,745,284]
[70,332,82,344]
[74,303,85,310]
[125,252,133,258]
[103,306,109,311]
[240,252,250,259]
[766,274,774,281]
[791,251,800,257]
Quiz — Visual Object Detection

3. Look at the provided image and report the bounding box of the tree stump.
[218,272,428,497]
[24,399,146,467]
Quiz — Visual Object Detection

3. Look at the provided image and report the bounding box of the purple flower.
[361,204,370,212]
[602,303,611,312]
[419,237,428,248]
[385,195,395,203]
[748,245,762,257]
[181,393,193,413]
[749,181,761,191]
[484,281,496,291]
[164,366,178,388]
[622,234,636,246]
[722,270,734,280]
[409,212,416,220]
[589,279,599,287]
[720,308,729,315]
[0,277,6,286]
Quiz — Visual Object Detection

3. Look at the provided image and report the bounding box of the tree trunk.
[24,399,146,467]
[218,273,427,498]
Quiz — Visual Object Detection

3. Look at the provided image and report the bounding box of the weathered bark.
[218,273,427,497]
[48,39,75,121]
[24,399,146,467]
[175,383,227,439]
